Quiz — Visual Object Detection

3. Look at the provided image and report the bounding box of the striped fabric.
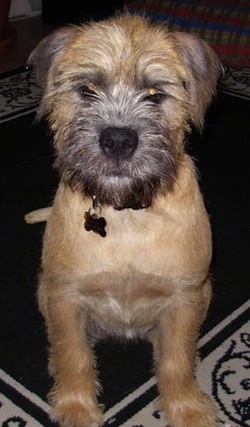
[127,0,250,67]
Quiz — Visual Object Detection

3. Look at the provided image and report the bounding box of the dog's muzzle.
[100,127,138,159]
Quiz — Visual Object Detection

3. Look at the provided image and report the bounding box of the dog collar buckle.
[84,196,107,238]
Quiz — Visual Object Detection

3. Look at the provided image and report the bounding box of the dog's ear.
[172,32,222,129]
[28,26,77,90]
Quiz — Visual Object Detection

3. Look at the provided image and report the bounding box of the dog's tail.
[25,207,51,224]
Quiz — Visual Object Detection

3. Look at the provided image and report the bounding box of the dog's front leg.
[42,287,103,427]
[154,283,217,427]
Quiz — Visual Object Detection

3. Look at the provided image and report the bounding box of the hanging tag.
[84,196,107,237]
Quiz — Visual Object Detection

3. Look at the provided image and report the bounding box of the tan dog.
[28,13,221,427]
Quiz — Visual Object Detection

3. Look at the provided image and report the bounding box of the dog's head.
[29,13,221,209]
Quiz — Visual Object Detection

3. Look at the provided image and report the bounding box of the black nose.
[100,127,138,159]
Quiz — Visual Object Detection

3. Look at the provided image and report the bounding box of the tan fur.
[28,13,221,427]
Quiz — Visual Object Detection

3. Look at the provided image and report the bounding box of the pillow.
[126,0,250,67]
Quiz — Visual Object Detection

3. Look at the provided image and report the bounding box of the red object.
[0,0,15,58]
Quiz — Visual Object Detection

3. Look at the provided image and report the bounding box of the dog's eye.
[148,93,166,104]
[78,85,97,99]
[144,88,167,105]
[182,80,188,91]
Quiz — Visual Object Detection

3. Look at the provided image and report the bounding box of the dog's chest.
[44,184,211,332]
[72,210,178,333]
[79,268,174,337]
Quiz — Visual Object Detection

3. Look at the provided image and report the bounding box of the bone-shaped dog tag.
[84,211,107,237]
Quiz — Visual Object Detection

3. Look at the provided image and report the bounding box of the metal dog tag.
[84,196,107,237]
[84,211,107,237]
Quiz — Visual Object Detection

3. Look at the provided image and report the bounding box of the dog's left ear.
[172,32,222,129]
[28,26,77,90]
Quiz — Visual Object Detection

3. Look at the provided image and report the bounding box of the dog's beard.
[54,124,178,209]
[55,154,176,210]
[74,174,160,210]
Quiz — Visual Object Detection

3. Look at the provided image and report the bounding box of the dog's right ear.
[171,31,222,130]
[28,26,77,90]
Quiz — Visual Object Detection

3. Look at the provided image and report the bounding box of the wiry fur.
[28,13,221,427]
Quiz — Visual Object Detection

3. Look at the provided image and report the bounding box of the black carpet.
[0,70,249,426]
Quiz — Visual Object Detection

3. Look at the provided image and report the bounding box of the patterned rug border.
[0,66,40,124]
[103,299,250,427]
[0,65,250,124]
[0,299,249,427]
[218,66,250,101]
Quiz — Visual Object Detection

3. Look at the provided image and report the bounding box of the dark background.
[42,0,126,24]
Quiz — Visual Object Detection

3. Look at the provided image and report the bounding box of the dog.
[28,12,221,427]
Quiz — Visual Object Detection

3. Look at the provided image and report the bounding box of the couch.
[126,0,250,67]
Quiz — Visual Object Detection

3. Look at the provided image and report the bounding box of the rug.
[0,66,249,427]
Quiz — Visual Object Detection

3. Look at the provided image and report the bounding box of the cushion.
[126,0,250,67]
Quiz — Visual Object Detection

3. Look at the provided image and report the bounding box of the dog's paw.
[49,395,103,427]
[161,390,218,427]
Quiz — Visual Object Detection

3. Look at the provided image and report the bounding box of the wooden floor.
[0,15,58,74]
